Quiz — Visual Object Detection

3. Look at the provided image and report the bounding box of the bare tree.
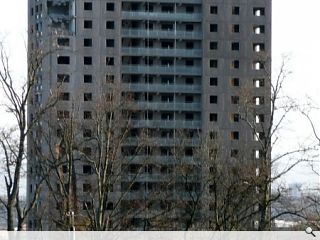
[238,56,315,230]
[32,81,155,230]
[0,42,57,230]
[168,56,316,231]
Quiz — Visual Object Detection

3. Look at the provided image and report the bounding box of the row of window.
[83,20,115,29]
[210,23,265,34]
[58,37,115,48]
[82,20,266,35]
[210,59,265,70]
[57,110,92,120]
[209,130,265,141]
[57,74,114,84]
[83,2,266,17]
[210,6,265,17]
[210,41,265,52]
[59,37,264,53]
[57,56,114,66]
[58,92,92,101]
[56,73,264,90]
[209,113,264,123]
[209,95,265,105]
[57,55,265,71]
[83,1,115,11]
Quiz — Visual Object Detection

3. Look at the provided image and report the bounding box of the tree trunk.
[17,220,24,231]
[7,203,14,231]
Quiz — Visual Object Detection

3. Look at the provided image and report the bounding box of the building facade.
[27,0,271,230]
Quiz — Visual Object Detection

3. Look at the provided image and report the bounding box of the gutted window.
[84,38,92,47]
[231,77,240,86]
[186,41,194,49]
[84,74,92,83]
[185,95,194,103]
[83,165,92,174]
[210,77,218,86]
[253,96,264,105]
[232,6,240,15]
[231,42,240,51]
[106,75,115,83]
[57,110,70,119]
[84,56,92,65]
[253,7,265,16]
[186,59,194,66]
[231,96,239,104]
[83,183,91,192]
[210,59,218,68]
[161,112,173,120]
[83,129,92,138]
[232,60,239,69]
[231,131,239,140]
[162,23,174,30]
[84,93,92,101]
[59,92,70,101]
[84,2,92,11]
[106,202,114,210]
[186,77,194,85]
[254,150,262,159]
[253,79,264,88]
[210,131,217,140]
[106,2,115,11]
[254,25,265,34]
[84,20,93,29]
[232,24,240,33]
[186,5,194,13]
[210,95,218,104]
[162,5,174,13]
[106,57,114,65]
[106,21,115,29]
[254,132,265,141]
[57,38,69,46]
[253,61,264,70]
[106,39,115,47]
[210,24,218,32]
[253,43,265,52]
[57,74,70,83]
[84,111,92,119]
[186,24,194,31]
[57,56,70,65]
[210,113,218,122]
[210,41,218,50]
[255,114,265,123]
[210,6,218,14]
[185,113,194,121]
[232,113,240,122]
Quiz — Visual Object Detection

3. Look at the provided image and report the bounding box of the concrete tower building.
[27,0,271,230]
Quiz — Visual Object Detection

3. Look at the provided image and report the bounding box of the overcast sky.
[0,0,319,187]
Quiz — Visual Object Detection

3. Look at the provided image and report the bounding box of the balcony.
[131,120,201,129]
[122,47,202,58]
[133,101,201,111]
[124,173,171,182]
[124,156,199,165]
[122,65,202,76]
[123,0,201,3]
[122,83,201,94]
[121,29,202,40]
[122,11,202,22]
[124,137,200,146]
